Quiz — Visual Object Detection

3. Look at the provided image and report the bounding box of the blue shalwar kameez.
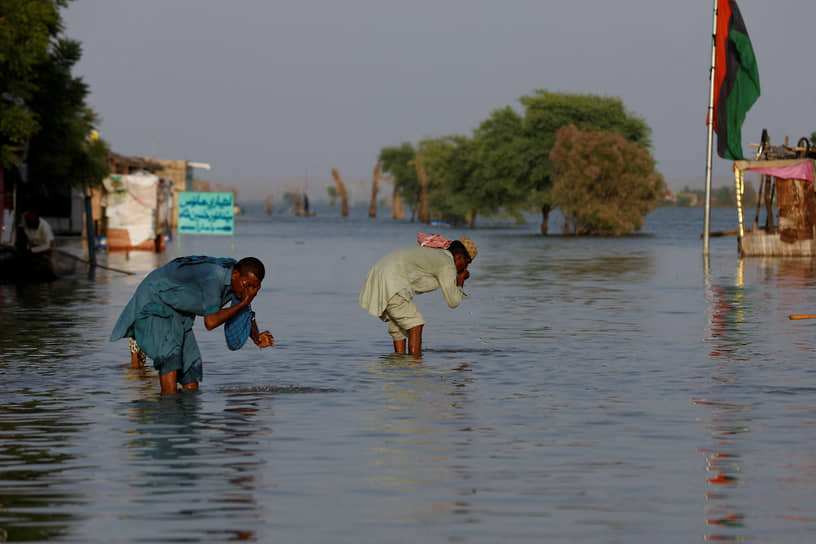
[110,256,247,385]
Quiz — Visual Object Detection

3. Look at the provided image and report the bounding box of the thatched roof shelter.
[108,153,164,175]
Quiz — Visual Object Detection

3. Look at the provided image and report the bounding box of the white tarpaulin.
[103,172,158,246]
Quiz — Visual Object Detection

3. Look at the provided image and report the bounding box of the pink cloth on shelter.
[743,162,814,183]
[417,232,452,249]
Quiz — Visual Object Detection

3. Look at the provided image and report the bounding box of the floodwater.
[2,205,816,543]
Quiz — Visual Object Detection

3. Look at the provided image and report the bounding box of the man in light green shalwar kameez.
[359,237,477,354]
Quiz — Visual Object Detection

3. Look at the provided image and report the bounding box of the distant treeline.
[379,91,666,236]
[664,181,757,209]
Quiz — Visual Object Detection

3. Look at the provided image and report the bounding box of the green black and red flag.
[713,0,760,160]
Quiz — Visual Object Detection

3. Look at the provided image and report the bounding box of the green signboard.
[177,192,234,235]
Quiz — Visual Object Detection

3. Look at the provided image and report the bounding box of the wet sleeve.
[437,263,465,309]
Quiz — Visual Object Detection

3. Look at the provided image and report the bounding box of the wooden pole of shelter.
[331,168,349,217]
[414,155,430,223]
[84,187,96,265]
[369,162,380,218]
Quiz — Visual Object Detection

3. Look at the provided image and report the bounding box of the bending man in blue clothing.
[110,256,275,394]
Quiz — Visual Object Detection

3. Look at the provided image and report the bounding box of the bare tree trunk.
[415,155,430,223]
[331,168,349,217]
[540,204,551,235]
[294,189,303,216]
[391,185,405,220]
[369,162,380,218]
[469,210,477,228]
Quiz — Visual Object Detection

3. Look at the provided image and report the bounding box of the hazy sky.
[63,1,816,199]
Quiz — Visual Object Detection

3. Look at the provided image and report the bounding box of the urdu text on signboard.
[177,192,234,235]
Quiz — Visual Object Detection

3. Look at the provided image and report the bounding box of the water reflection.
[547,252,655,283]
[117,392,269,542]
[700,257,752,541]
[0,280,107,360]
[699,255,816,541]
[0,394,89,542]
[5,209,816,541]
[478,242,655,288]
[361,355,477,525]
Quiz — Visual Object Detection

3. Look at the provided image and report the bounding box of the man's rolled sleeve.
[438,266,465,308]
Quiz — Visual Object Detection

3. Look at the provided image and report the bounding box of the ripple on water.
[217,384,341,394]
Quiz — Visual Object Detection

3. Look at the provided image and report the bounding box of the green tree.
[1,0,109,209]
[26,37,109,194]
[420,107,532,226]
[549,125,665,236]
[418,134,479,225]
[379,143,420,219]
[519,90,653,233]
[378,91,655,232]
[712,186,735,207]
[0,0,67,167]
[469,106,531,223]
[676,193,695,207]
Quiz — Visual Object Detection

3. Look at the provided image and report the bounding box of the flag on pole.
[713,0,760,160]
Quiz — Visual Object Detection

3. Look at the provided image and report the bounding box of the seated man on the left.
[18,210,57,280]
[23,210,55,255]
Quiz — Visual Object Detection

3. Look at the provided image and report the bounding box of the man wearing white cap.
[359,236,477,354]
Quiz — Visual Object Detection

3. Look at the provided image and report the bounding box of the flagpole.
[703,0,718,256]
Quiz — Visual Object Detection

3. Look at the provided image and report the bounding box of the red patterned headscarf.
[417,232,452,249]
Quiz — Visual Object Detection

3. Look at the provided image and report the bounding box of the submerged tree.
[469,106,531,223]
[368,162,380,218]
[379,143,420,220]
[549,125,665,236]
[418,108,530,226]
[330,168,349,217]
[418,135,477,225]
[377,90,655,232]
[519,90,652,233]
